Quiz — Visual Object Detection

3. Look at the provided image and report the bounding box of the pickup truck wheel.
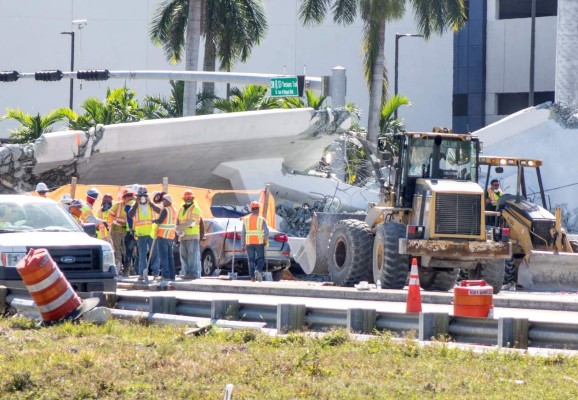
[419,267,459,292]
[469,259,505,294]
[327,219,373,286]
[372,223,410,289]
[201,251,217,276]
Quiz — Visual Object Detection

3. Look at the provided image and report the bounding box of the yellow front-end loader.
[480,156,578,290]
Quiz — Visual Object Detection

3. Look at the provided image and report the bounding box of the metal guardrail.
[3,289,578,351]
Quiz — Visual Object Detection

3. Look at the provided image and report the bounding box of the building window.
[498,0,557,19]
[497,91,555,115]
[453,94,468,117]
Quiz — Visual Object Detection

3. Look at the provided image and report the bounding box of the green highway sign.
[270,76,299,97]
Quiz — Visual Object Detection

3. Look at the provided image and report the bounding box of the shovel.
[228,226,238,280]
[262,239,273,281]
[212,219,230,277]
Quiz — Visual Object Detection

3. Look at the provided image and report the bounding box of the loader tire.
[327,219,374,286]
[469,259,506,294]
[372,223,410,289]
[503,257,517,285]
[419,267,459,292]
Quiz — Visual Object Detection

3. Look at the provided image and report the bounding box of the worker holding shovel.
[241,201,269,282]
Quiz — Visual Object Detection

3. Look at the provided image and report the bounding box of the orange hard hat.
[250,201,260,210]
[183,190,195,199]
[121,188,134,198]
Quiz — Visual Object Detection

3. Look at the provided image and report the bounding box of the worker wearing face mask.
[128,186,161,281]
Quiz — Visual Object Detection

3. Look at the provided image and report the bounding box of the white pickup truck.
[0,195,117,292]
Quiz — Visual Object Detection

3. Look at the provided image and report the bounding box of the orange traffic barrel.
[453,280,494,318]
[16,248,83,324]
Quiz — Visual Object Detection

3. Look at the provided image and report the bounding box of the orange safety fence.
[43,183,277,228]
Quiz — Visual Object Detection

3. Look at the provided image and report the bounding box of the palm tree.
[150,0,267,116]
[299,0,466,143]
[1,108,68,143]
[213,84,280,112]
[379,94,410,134]
[281,90,328,110]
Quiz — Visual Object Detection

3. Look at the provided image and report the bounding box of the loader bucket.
[517,250,578,291]
[293,212,365,275]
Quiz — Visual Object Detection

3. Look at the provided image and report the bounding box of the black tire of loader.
[419,267,459,292]
[372,223,410,289]
[327,219,374,286]
[503,257,517,285]
[468,259,506,294]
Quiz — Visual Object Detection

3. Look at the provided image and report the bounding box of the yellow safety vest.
[96,209,109,239]
[133,205,154,237]
[178,203,202,237]
[156,205,177,240]
[80,204,95,224]
[243,215,265,245]
[487,188,502,207]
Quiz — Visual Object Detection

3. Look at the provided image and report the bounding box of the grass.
[0,317,577,399]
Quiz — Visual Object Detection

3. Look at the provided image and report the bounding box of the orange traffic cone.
[406,258,422,313]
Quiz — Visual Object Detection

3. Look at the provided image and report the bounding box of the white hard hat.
[163,194,173,204]
[35,182,49,192]
[60,193,72,204]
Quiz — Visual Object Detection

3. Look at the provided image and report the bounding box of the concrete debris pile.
[0,142,36,193]
[549,102,578,129]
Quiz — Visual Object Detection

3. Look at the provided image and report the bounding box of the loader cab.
[394,132,480,208]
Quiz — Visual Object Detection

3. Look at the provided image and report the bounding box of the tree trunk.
[183,0,202,116]
[555,0,578,106]
[202,33,216,95]
[367,20,386,144]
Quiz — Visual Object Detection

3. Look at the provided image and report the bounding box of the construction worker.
[108,189,134,275]
[152,194,177,281]
[128,186,161,281]
[96,193,113,243]
[241,201,269,282]
[149,191,167,276]
[59,193,72,212]
[176,190,203,279]
[486,179,503,211]
[35,182,49,198]
[69,200,84,225]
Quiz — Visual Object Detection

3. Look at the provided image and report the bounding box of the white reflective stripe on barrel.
[25,268,62,293]
[36,287,78,313]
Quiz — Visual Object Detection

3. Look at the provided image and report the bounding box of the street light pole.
[60,31,75,109]
[394,33,423,119]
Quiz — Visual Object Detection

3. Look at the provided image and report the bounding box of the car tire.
[201,250,217,276]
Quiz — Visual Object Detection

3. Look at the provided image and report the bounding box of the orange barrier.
[16,248,84,324]
[453,280,494,318]
[406,258,422,313]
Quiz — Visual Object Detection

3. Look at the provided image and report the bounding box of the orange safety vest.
[133,204,155,237]
[243,214,266,245]
[96,209,109,239]
[108,201,128,228]
[156,205,177,240]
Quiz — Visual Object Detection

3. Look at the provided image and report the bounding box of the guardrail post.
[149,296,176,314]
[347,308,376,334]
[211,299,239,320]
[419,312,450,341]
[0,286,7,314]
[104,292,118,308]
[498,317,529,349]
[277,304,305,334]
